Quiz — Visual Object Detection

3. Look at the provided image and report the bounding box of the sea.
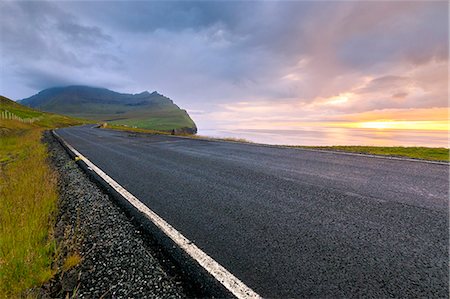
[198,127,449,148]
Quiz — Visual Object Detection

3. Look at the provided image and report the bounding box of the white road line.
[53,131,262,299]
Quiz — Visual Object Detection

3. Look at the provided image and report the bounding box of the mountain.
[20,86,197,133]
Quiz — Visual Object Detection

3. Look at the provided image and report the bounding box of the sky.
[1,1,448,131]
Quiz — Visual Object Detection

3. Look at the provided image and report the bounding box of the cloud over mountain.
[1,1,447,130]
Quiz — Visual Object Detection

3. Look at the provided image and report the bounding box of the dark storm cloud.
[1,1,113,61]
[57,22,112,45]
[16,67,79,90]
[0,1,124,93]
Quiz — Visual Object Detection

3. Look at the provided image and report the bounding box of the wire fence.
[0,110,40,123]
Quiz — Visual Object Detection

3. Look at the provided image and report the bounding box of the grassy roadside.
[100,123,172,135]
[101,123,251,143]
[0,96,86,297]
[0,124,57,296]
[297,146,449,162]
[102,123,448,162]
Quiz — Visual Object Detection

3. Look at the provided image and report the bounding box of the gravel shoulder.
[42,131,190,298]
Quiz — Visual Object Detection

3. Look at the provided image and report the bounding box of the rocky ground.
[41,132,191,298]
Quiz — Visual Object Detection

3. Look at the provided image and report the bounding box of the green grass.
[106,107,196,131]
[0,96,86,297]
[62,253,82,272]
[0,128,57,297]
[1,107,42,119]
[298,146,449,162]
[100,123,172,135]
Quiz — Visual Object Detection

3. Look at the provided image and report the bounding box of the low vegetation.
[62,253,82,272]
[100,123,172,135]
[298,146,449,162]
[101,123,252,143]
[108,107,196,132]
[0,96,86,297]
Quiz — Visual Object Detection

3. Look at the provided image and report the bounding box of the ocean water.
[198,127,449,148]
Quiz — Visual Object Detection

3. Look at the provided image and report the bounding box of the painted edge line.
[183,138,450,166]
[52,130,262,299]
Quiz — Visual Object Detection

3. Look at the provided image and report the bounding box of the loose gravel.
[42,132,188,298]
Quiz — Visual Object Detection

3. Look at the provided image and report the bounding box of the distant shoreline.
[101,124,449,162]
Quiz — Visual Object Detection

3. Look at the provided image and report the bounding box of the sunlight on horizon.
[337,120,449,131]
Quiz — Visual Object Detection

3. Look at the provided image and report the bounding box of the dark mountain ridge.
[21,86,174,108]
[20,86,197,133]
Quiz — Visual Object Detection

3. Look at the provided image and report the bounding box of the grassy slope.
[104,107,196,131]
[0,96,86,297]
[0,96,87,128]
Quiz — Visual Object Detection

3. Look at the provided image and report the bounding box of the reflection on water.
[198,127,449,147]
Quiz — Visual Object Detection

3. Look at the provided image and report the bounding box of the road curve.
[56,125,449,298]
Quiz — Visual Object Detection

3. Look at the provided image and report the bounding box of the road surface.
[56,125,449,298]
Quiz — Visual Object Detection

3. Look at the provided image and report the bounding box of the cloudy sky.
[1,1,448,130]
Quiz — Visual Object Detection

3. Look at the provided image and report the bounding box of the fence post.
[0,110,31,122]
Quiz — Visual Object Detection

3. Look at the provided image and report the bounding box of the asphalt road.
[56,125,449,298]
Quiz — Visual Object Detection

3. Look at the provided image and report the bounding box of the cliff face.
[21,86,197,133]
